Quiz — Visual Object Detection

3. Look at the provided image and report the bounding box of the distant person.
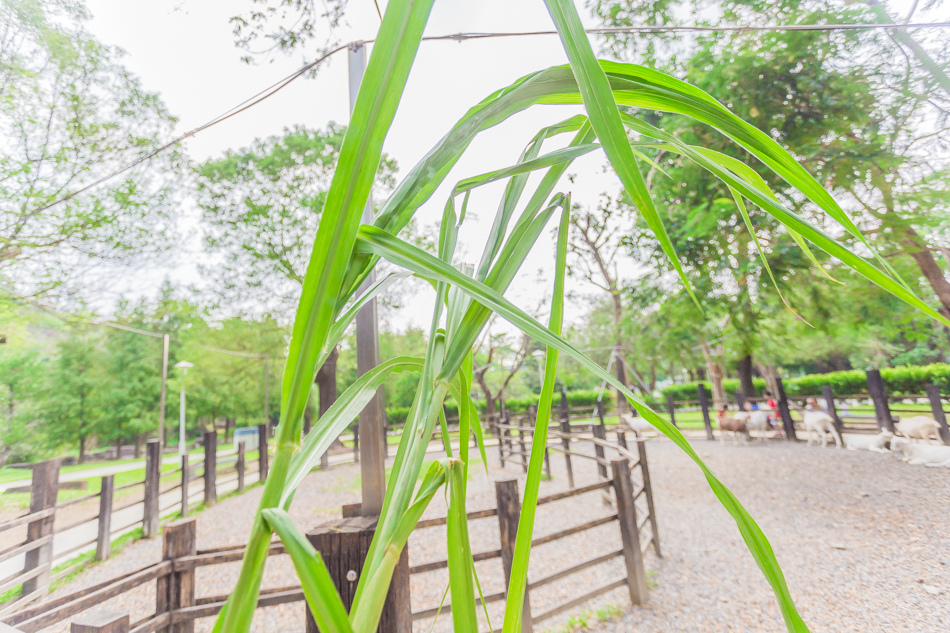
[764,390,779,420]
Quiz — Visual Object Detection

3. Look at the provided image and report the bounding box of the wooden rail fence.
[0,426,271,613]
[0,426,660,633]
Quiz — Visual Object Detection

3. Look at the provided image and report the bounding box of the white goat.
[896,416,943,445]
[802,410,842,448]
[620,412,656,438]
[891,437,950,467]
[844,430,894,452]
[734,410,770,440]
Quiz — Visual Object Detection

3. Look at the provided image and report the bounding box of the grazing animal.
[896,416,942,445]
[734,410,770,440]
[717,416,748,446]
[620,413,655,437]
[891,437,950,467]
[845,430,894,452]
[802,410,842,448]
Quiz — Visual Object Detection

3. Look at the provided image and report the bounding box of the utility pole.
[349,41,386,517]
[158,334,169,448]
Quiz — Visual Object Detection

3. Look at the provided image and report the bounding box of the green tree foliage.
[43,327,103,461]
[0,0,182,301]
[585,0,950,386]
[195,124,397,313]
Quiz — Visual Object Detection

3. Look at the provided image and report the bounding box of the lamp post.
[174,360,193,457]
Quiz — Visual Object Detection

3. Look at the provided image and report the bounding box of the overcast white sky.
[77,0,928,334]
[80,0,627,332]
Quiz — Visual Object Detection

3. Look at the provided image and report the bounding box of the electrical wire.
[23,20,950,216]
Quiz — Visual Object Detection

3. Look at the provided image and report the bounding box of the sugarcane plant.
[210,1,950,633]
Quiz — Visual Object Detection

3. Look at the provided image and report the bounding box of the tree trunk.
[738,354,756,397]
[79,436,86,463]
[700,340,727,411]
[754,361,780,400]
[899,226,950,320]
[303,409,312,435]
[475,370,496,419]
[614,346,629,415]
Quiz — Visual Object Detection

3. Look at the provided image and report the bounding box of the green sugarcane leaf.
[543,0,697,305]
[280,356,426,508]
[261,509,353,633]
[355,227,811,632]
[215,2,438,631]
[446,459,478,632]
[503,198,570,633]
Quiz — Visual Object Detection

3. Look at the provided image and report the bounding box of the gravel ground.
[30,437,950,633]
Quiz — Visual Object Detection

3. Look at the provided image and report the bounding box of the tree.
[568,200,638,411]
[591,0,950,324]
[196,125,396,440]
[473,318,533,418]
[44,326,102,461]
[0,0,182,302]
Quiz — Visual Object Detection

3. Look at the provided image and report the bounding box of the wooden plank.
[129,613,169,633]
[172,544,284,572]
[495,478,530,633]
[408,548,501,575]
[410,591,505,621]
[202,432,216,507]
[611,459,648,606]
[532,577,627,623]
[531,514,617,548]
[143,441,161,538]
[536,480,611,507]
[12,562,171,633]
[0,509,55,535]
[925,384,950,444]
[415,507,496,530]
[158,519,196,633]
[22,459,59,596]
[0,535,53,566]
[636,440,661,559]
[0,565,45,594]
[866,369,895,432]
[70,611,129,633]
[527,549,623,591]
[97,476,114,561]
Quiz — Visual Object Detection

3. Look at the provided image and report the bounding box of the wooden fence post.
[822,385,845,438]
[96,475,114,561]
[70,611,129,633]
[559,391,574,489]
[775,378,798,441]
[352,422,360,464]
[157,518,196,633]
[592,422,608,480]
[518,410,530,474]
[616,430,627,449]
[237,441,246,492]
[610,459,649,606]
[697,384,714,441]
[497,423,507,469]
[143,439,161,537]
[925,384,950,445]
[180,456,190,518]
[635,440,661,558]
[866,369,895,432]
[666,395,677,428]
[257,424,269,481]
[306,517,411,633]
[203,431,217,506]
[495,479,532,633]
[22,458,59,597]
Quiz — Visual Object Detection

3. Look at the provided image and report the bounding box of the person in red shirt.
[763,390,783,438]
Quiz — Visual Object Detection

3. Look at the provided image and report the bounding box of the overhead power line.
[26,20,950,216]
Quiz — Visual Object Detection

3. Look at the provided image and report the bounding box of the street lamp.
[174,360,193,457]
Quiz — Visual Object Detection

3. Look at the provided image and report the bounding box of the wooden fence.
[0,426,270,613]
[665,375,950,444]
[0,425,660,633]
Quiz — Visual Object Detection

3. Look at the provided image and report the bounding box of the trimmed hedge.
[659,363,950,401]
[384,388,658,426]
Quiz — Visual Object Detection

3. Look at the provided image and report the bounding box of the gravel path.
[32,437,949,633]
